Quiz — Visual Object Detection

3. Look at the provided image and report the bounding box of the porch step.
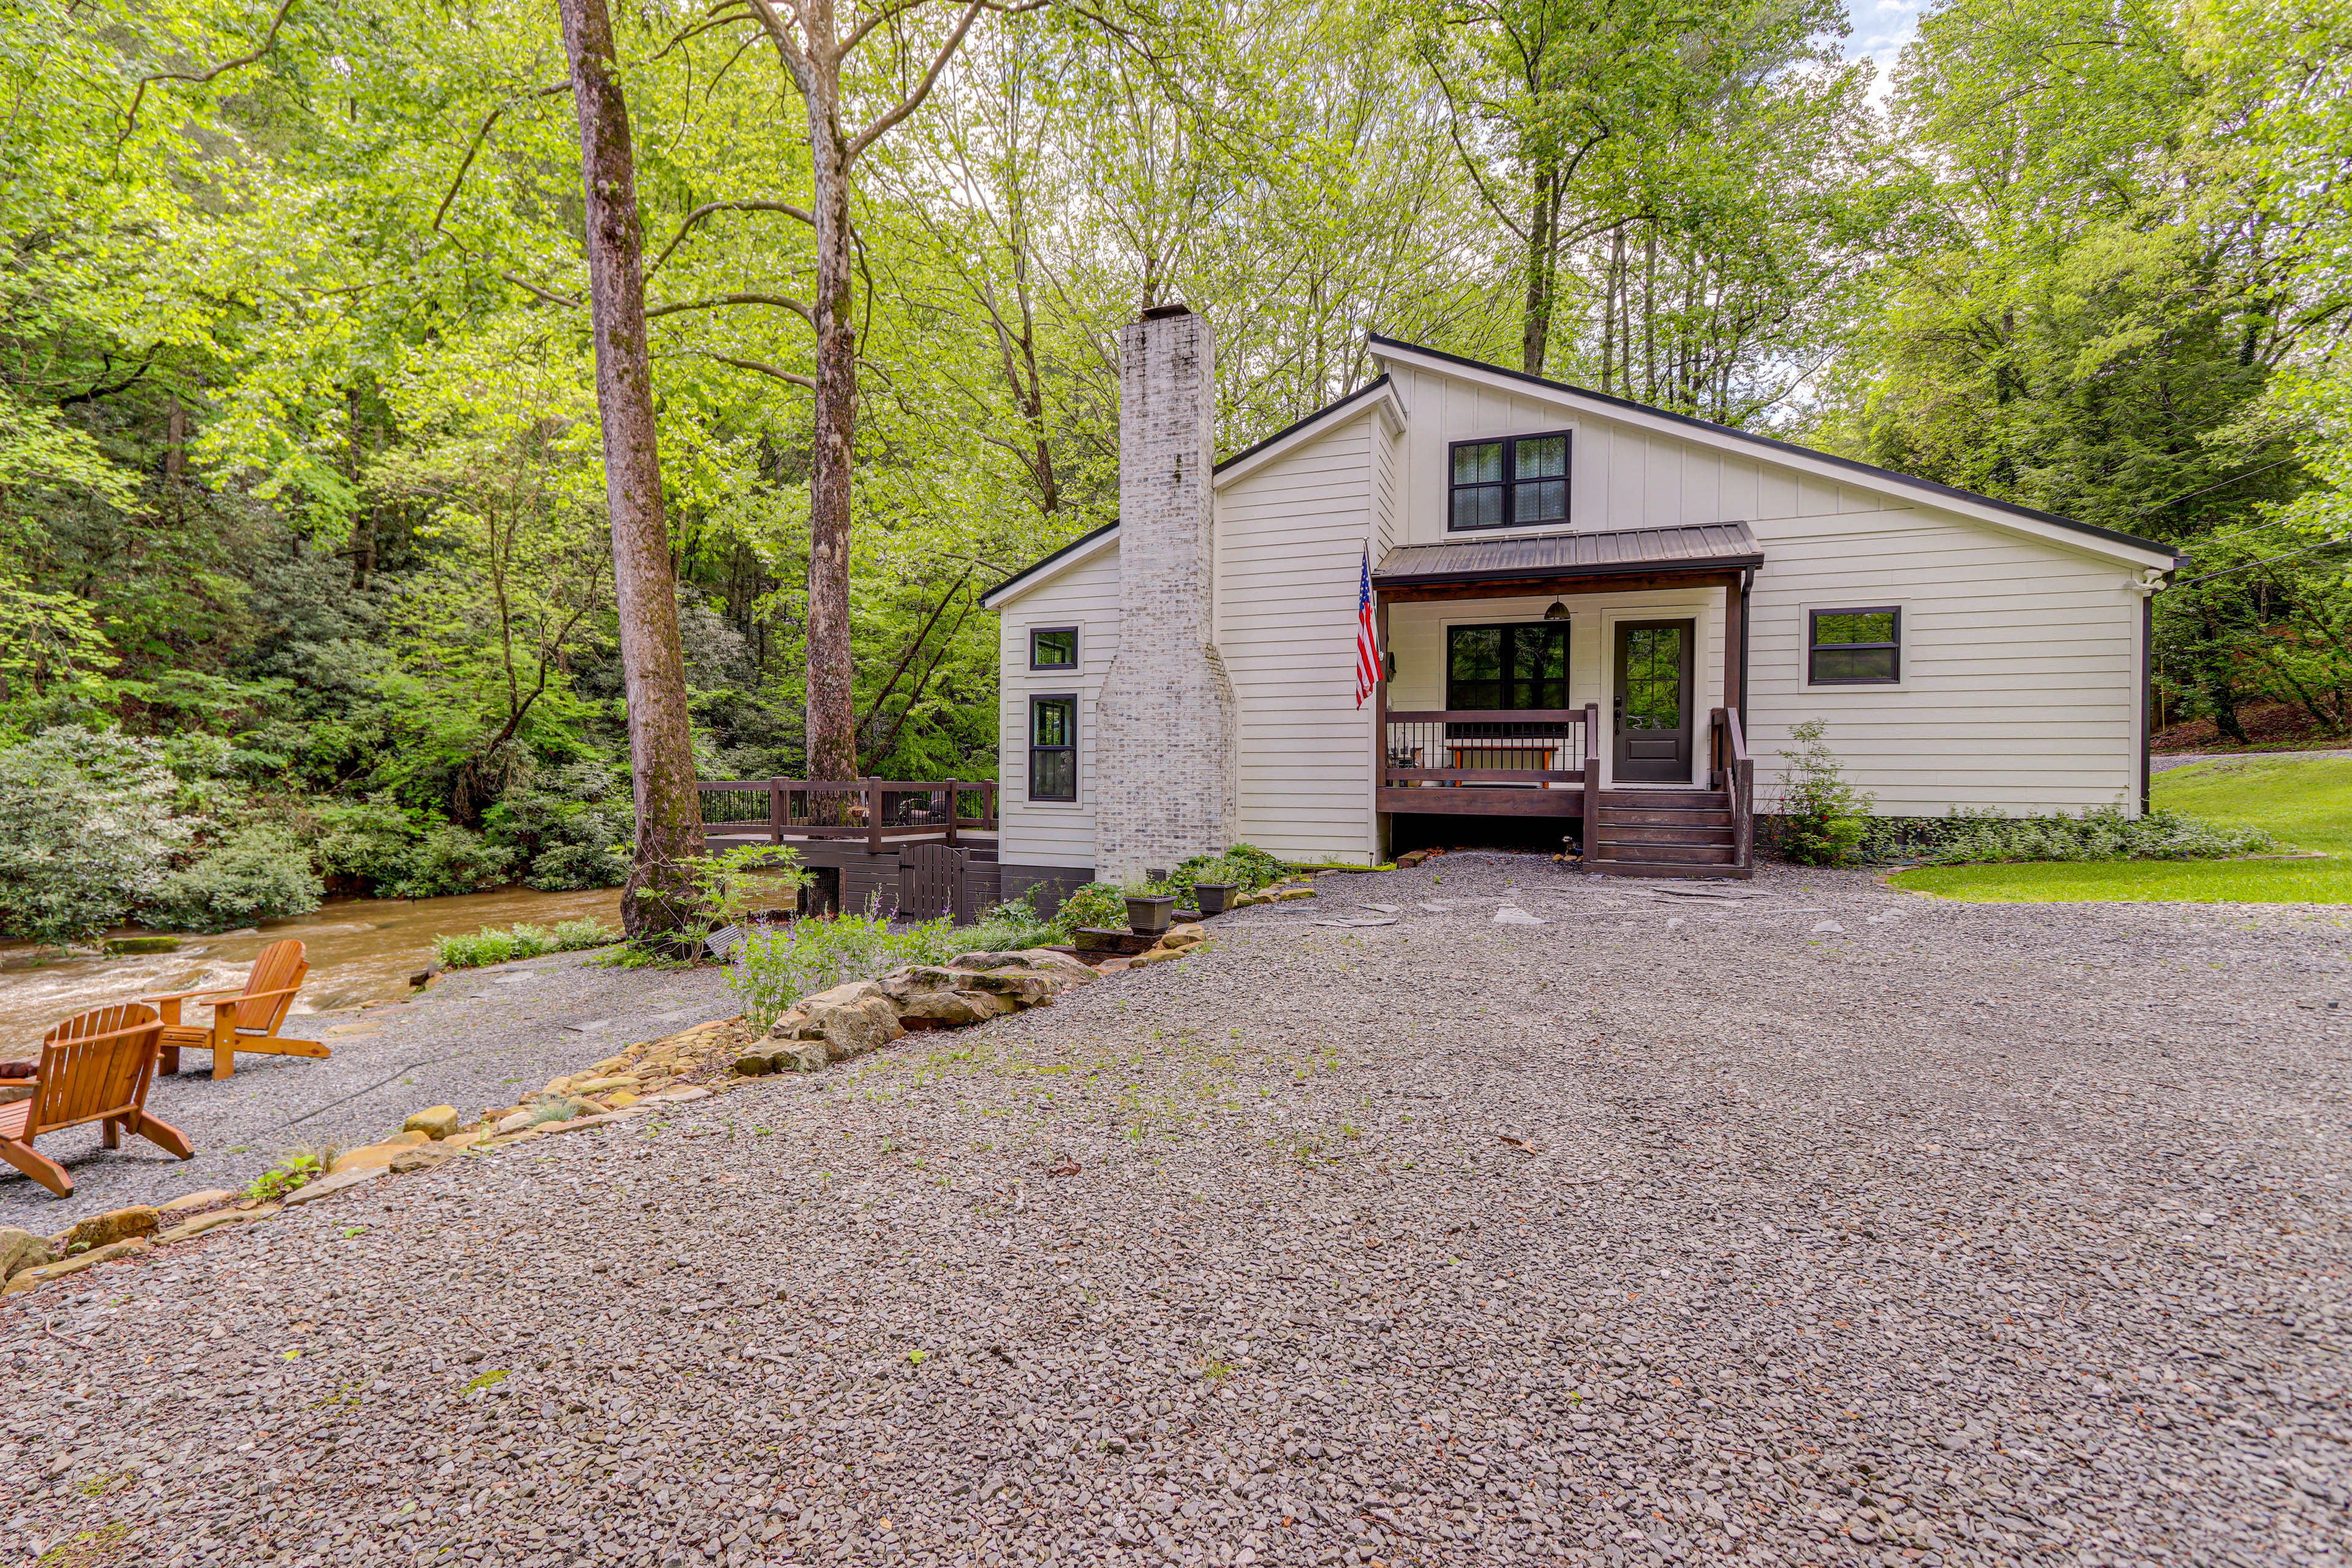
[1585,786,1752,880]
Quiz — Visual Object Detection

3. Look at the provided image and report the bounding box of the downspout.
[1740,569,1753,728]
[2134,564,2175,819]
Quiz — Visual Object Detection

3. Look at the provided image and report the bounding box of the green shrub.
[726,906,1055,1030]
[1049,881,1127,938]
[1775,720,1872,866]
[246,1146,337,1202]
[314,794,426,891]
[0,728,193,945]
[1218,843,1289,889]
[141,824,325,931]
[437,916,622,970]
[1858,805,2277,865]
[383,824,516,899]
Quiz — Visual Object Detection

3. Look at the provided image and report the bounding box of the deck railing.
[1710,707,1754,867]
[696,777,998,854]
[1378,704,1602,821]
[1382,707,1595,785]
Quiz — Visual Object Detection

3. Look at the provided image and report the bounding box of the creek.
[0,886,624,1054]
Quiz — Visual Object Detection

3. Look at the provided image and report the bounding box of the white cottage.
[981,306,2180,898]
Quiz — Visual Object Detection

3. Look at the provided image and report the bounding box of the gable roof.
[979,518,1119,609]
[1366,335,2181,569]
[1375,522,1762,588]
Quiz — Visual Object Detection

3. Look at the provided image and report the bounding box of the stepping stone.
[1493,908,1547,925]
[1359,903,1402,914]
[1811,920,1845,933]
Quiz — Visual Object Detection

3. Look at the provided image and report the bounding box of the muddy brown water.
[0,886,624,1054]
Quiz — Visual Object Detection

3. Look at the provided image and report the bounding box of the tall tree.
[556,0,706,935]
[737,0,1040,791]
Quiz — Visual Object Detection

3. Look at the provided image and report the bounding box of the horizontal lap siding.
[1218,415,1378,863]
[1391,364,1892,546]
[997,545,1121,869]
[1747,511,2142,815]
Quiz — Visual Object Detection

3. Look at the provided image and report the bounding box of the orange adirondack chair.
[0,1003,194,1198]
[145,939,327,1080]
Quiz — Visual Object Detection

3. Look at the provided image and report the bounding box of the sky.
[1843,0,1924,104]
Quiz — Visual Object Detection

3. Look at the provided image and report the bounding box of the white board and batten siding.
[1381,351,2162,818]
[1214,409,1384,864]
[995,542,1120,871]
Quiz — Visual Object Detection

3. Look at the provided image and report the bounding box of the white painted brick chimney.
[1092,304,1238,881]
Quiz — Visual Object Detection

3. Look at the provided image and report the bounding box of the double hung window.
[1028,695,1077,801]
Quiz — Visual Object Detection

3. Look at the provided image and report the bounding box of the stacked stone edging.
[0,945,1132,1298]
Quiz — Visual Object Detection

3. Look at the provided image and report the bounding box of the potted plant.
[1124,880,1176,935]
[1193,880,1238,916]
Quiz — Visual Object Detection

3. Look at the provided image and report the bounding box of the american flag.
[1354,546,1379,707]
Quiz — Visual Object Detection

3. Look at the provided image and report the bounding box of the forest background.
[1,0,2347,944]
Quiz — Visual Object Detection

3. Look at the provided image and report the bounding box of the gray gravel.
[0,952,737,1226]
[5,853,2350,1568]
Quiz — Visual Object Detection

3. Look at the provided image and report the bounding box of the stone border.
[0,938,1225,1298]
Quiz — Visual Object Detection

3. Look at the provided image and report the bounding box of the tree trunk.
[802,74,860,791]
[557,0,706,937]
[1520,160,1560,375]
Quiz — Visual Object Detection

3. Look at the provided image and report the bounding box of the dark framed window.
[1029,695,1077,801]
[1449,431,1572,532]
[1809,607,1901,685]
[1029,626,1077,670]
[1447,623,1569,710]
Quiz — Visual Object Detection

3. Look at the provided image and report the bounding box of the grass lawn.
[2150,755,2352,854]
[1890,756,2352,903]
[1888,857,2352,904]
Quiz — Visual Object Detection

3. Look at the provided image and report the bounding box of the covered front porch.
[1371,523,1760,876]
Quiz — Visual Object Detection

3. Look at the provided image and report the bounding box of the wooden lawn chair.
[0,1003,194,1198]
[144,938,327,1080]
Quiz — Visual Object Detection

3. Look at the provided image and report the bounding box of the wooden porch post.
[768,777,784,845]
[945,779,960,846]
[866,777,883,856]
[1581,701,1602,850]
[1722,575,1744,714]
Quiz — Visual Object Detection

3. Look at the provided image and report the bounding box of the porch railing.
[1709,708,1754,867]
[697,777,998,854]
[1382,706,1596,786]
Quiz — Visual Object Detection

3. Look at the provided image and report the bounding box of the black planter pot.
[1193,881,1238,916]
[1125,895,1176,936]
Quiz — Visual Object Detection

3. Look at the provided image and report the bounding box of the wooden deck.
[696,778,1002,916]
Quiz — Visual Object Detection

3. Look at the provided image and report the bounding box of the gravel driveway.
[0,953,737,1226]
[7,854,2349,1568]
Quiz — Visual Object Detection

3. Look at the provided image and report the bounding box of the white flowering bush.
[0,729,191,946]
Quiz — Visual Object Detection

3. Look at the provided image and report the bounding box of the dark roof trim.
[1212,375,1392,475]
[980,519,1118,606]
[1374,522,1763,588]
[1366,336,2179,559]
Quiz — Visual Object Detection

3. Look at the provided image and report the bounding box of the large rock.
[64,1206,158,1253]
[895,989,1012,1027]
[0,1227,54,1281]
[404,1105,463,1139]
[950,969,1057,1005]
[4,1237,148,1293]
[157,1188,236,1215]
[157,1205,277,1243]
[388,1144,455,1175]
[1159,924,1206,949]
[494,1109,538,1136]
[807,995,905,1060]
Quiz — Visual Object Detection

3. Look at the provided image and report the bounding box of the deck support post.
[1582,701,1602,858]
[768,777,785,845]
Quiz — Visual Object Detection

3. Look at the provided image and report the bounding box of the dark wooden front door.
[1613,619,1694,783]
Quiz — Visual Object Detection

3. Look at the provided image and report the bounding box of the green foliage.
[144,825,325,931]
[2152,756,2352,855]
[1773,719,1872,867]
[1049,882,1128,938]
[1858,805,2274,865]
[0,729,191,945]
[726,905,1054,1028]
[246,1148,337,1203]
[433,918,620,970]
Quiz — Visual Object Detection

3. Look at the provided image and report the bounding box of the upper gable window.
[1029,627,1077,669]
[1449,431,1571,531]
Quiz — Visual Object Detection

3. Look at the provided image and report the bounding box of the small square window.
[1447,431,1573,532]
[1029,627,1077,669]
[1809,607,1901,684]
[1030,695,1077,801]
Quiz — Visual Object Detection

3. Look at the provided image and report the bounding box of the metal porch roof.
[1371,522,1762,589]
